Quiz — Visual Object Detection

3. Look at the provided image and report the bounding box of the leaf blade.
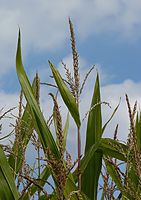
[16,30,60,158]
[82,74,102,200]
[0,146,19,200]
[49,61,81,128]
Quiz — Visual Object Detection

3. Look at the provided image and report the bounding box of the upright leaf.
[16,30,60,158]
[82,74,102,200]
[135,112,141,151]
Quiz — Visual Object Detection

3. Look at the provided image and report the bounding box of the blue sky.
[1,0,141,153]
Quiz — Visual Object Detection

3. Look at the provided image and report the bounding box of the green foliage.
[49,61,81,128]
[1,21,141,200]
[0,146,19,200]
[16,30,60,158]
[82,74,102,200]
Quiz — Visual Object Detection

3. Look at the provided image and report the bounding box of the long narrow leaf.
[98,138,127,161]
[49,61,81,128]
[64,175,89,200]
[105,158,135,200]
[0,169,12,200]
[0,146,19,199]
[73,138,127,181]
[102,99,120,134]
[16,30,60,158]
[82,74,102,200]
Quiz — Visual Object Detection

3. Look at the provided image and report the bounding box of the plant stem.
[77,126,81,190]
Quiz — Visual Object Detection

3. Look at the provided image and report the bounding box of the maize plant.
[0,20,140,200]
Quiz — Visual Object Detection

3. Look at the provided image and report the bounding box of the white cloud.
[102,80,141,141]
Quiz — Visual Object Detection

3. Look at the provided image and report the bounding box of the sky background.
[1,0,141,158]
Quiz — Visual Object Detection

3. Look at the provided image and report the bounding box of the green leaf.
[99,138,127,161]
[73,141,101,182]
[49,61,81,128]
[0,146,19,200]
[135,112,141,151]
[16,30,60,158]
[80,141,101,176]
[0,169,12,200]
[73,138,127,182]
[82,74,102,200]
[102,99,120,134]
[64,175,89,200]
[104,158,135,200]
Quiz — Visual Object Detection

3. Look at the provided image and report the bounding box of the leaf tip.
[16,28,22,67]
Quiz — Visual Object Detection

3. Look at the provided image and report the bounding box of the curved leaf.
[73,138,127,182]
[102,99,120,134]
[49,61,81,128]
[99,138,127,161]
[0,146,19,199]
[16,30,60,158]
[105,158,135,200]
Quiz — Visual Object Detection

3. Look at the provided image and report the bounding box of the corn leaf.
[64,175,89,200]
[104,158,135,200]
[0,169,12,200]
[82,74,102,200]
[73,141,101,182]
[102,99,120,134]
[0,146,19,200]
[16,30,60,158]
[73,138,127,181]
[49,61,81,128]
[99,138,127,161]
[136,112,141,151]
